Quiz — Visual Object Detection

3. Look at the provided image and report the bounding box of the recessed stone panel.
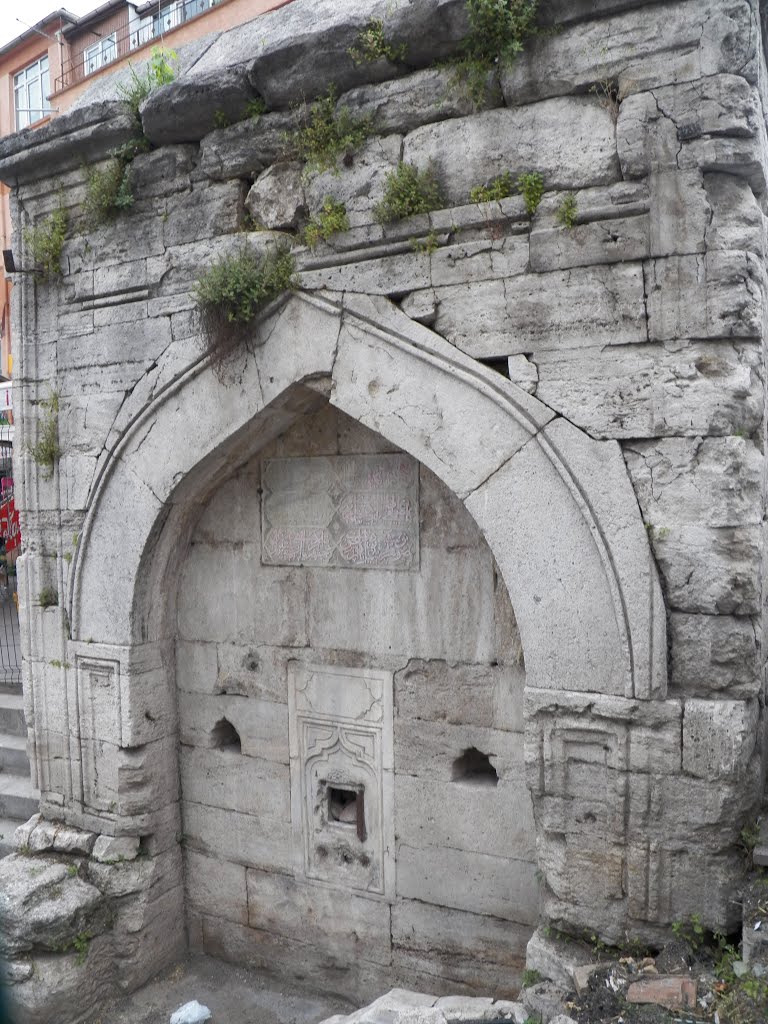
[262,455,419,571]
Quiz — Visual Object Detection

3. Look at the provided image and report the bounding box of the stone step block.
[0,816,22,858]
[0,731,30,774]
[0,773,39,822]
[0,693,26,737]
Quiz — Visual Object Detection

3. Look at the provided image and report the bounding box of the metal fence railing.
[55,0,220,92]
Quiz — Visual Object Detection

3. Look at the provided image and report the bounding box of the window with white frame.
[13,56,51,130]
[83,34,117,76]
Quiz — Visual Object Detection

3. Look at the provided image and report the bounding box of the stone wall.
[0,0,765,1021]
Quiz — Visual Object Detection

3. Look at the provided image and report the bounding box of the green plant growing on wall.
[244,97,266,120]
[348,18,407,65]
[82,47,176,227]
[303,197,350,249]
[452,0,540,105]
[28,390,61,477]
[286,87,372,176]
[213,109,231,130]
[517,171,544,215]
[194,244,296,377]
[23,206,68,279]
[38,587,58,608]
[118,46,177,125]
[374,161,444,223]
[470,171,515,203]
[556,191,578,228]
[83,159,135,227]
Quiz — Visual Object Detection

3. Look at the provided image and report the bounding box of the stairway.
[0,683,39,857]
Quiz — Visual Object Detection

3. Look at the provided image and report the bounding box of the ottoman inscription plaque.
[262,454,419,570]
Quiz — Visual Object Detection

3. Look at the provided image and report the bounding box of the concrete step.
[0,678,22,696]
[0,693,25,737]
[0,773,39,822]
[0,815,21,858]
[0,732,29,774]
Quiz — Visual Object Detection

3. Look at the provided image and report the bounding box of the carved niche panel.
[75,656,121,812]
[288,663,394,899]
[262,454,419,570]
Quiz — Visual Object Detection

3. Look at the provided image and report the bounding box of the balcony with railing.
[54,0,220,93]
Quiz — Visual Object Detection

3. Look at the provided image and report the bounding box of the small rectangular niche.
[328,785,366,842]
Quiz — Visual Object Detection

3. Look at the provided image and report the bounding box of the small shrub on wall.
[374,162,444,223]
[286,88,372,176]
[194,245,296,378]
[23,207,68,278]
[453,0,540,104]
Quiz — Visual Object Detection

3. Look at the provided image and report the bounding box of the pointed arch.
[70,290,666,699]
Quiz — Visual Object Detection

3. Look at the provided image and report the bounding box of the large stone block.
[246,162,306,231]
[339,66,501,137]
[501,0,758,106]
[704,173,765,256]
[304,134,403,227]
[403,99,620,208]
[245,869,391,966]
[395,719,526,785]
[392,900,529,997]
[645,252,765,342]
[682,698,759,780]
[394,773,536,862]
[306,545,498,663]
[533,340,762,439]
[178,692,288,764]
[427,262,647,358]
[668,613,760,698]
[189,0,468,110]
[624,437,762,528]
[0,854,107,955]
[530,183,651,273]
[177,544,308,647]
[198,109,302,181]
[183,802,291,872]
[649,524,761,615]
[180,746,290,820]
[396,843,539,925]
[140,66,258,145]
[394,659,525,733]
[184,848,249,926]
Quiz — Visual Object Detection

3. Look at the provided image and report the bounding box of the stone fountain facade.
[0,1,766,1021]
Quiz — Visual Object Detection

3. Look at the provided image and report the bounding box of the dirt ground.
[88,956,357,1024]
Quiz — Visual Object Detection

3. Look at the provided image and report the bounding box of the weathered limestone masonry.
[0,0,766,1020]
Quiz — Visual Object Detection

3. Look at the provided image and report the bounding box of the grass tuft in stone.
[348,18,407,66]
[303,197,349,249]
[556,191,578,228]
[286,87,372,176]
[27,390,61,477]
[23,206,68,279]
[194,244,296,378]
[374,161,444,223]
